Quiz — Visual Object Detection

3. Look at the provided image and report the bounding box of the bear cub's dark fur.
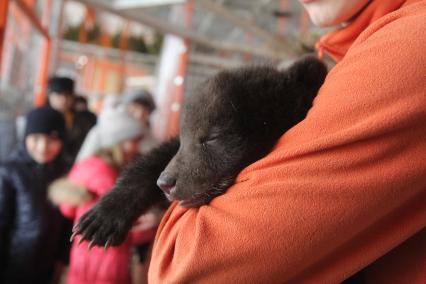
[74,56,327,247]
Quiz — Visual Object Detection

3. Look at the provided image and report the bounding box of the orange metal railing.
[0,0,9,70]
[6,0,52,106]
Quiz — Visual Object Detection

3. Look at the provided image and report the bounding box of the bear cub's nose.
[157,173,176,194]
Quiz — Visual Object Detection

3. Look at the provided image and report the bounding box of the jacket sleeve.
[129,210,163,245]
[148,8,426,284]
[129,227,157,246]
[0,175,15,277]
[48,177,91,220]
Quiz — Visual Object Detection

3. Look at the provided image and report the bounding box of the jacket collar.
[10,144,65,175]
[316,0,410,62]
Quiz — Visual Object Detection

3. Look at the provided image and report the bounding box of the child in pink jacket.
[50,103,157,284]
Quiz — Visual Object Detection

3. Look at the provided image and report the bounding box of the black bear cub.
[74,56,327,248]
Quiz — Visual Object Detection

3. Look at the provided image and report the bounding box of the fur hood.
[48,177,93,206]
[50,156,119,208]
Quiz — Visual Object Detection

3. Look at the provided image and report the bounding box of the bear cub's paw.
[72,192,134,248]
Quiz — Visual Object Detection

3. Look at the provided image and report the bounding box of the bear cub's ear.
[284,55,328,91]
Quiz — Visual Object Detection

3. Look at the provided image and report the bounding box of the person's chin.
[34,155,51,164]
[307,12,337,27]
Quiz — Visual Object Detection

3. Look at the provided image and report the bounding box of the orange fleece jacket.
[149,1,426,283]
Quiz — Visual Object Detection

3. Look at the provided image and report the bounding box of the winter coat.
[149,0,426,283]
[55,156,156,284]
[0,145,68,284]
[63,110,97,168]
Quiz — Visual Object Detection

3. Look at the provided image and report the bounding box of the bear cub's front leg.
[73,139,179,247]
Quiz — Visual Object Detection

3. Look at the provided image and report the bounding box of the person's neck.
[341,0,373,27]
[63,111,74,129]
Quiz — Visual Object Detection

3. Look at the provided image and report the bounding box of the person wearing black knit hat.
[25,107,66,137]
[46,76,96,168]
[24,107,66,163]
[0,107,69,284]
[47,77,75,113]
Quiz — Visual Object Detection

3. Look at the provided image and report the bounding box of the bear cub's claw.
[72,200,133,249]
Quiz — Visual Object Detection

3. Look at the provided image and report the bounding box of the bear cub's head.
[157,56,327,207]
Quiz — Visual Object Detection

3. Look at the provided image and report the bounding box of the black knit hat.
[47,76,75,96]
[24,107,66,140]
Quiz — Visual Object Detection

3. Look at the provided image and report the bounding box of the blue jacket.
[0,145,68,284]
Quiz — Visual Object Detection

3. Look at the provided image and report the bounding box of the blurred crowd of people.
[0,76,163,284]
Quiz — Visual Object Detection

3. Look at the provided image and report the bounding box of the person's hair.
[47,76,75,96]
[95,145,125,171]
[74,96,88,105]
[130,91,156,113]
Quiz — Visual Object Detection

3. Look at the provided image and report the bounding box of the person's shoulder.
[71,156,107,172]
[73,110,97,129]
[0,161,12,180]
[70,156,116,181]
[381,1,425,44]
[341,1,425,83]
[0,148,27,172]
[75,110,97,121]
[353,1,426,54]
[0,154,26,186]
[69,156,117,195]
